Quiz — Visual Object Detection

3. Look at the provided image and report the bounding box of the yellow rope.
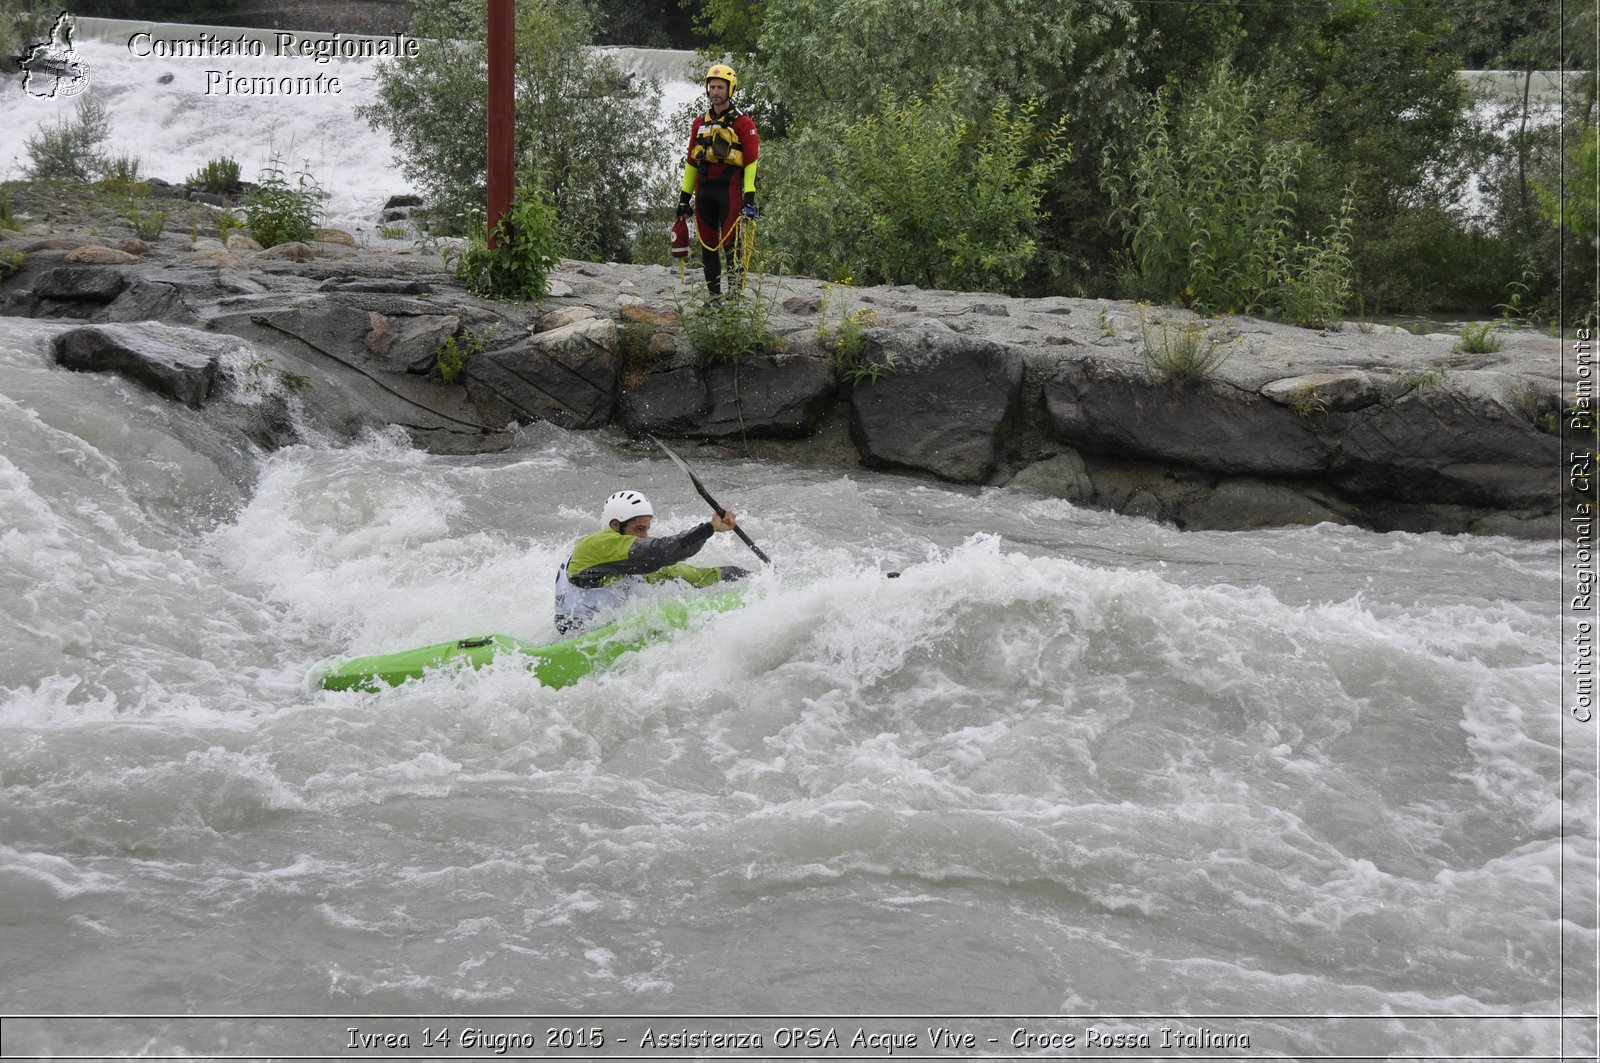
[692,213,757,291]
[695,212,739,252]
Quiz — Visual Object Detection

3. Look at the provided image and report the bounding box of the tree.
[1536,126,1599,241]
[590,0,698,48]
[0,0,55,75]
[758,0,1139,140]
[358,0,670,262]
[680,0,762,55]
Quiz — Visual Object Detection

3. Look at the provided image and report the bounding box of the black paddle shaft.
[648,435,773,565]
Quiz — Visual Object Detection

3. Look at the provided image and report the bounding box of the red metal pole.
[486,0,515,247]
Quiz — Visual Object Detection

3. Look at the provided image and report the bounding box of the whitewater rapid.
[0,315,1592,1057]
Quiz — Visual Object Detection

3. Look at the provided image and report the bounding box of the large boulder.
[620,353,836,439]
[33,265,131,307]
[1044,356,1330,476]
[1328,386,1558,508]
[364,312,461,374]
[848,322,1025,483]
[700,353,835,438]
[466,318,620,429]
[618,364,707,433]
[51,322,226,407]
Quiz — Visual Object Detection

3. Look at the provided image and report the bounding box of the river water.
[0,312,1593,1058]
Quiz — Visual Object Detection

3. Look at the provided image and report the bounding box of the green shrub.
[243,156,325,247]
[816,283,889,382]
[616,322,661,387]
[1287,386,1330,420]
[1139,317,1236,384]
[124,202,165,240]
[680,284,780,365]
[1280,195,1355,329]
[1454,321,1504,354]
[217,206,244,241]
[24,94,110,182]
[1108,63,1354,326]
[434,330,486,383]
[1396,363,1449,391]
[96,153,145,195]
[761,87,1069,292]
[449,182,560,301]
[188,156,242,194]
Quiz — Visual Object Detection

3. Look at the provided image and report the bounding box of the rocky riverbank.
[0,185,1571,538]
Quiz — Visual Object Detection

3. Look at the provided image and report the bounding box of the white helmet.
[602,489,652,527]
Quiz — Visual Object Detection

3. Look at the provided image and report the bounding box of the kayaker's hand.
[712,509,737,533]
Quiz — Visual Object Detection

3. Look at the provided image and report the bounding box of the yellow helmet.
[705,63,738,94]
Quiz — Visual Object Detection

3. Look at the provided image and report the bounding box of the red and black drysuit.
[678,103,759,294]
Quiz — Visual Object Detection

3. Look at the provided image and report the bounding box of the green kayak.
[309,592,742,693]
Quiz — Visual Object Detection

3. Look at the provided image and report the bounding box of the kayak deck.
[309,592,741,693]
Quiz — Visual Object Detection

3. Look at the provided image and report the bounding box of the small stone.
[225,233,263,252]
[314,227,358,247]
[257,242,314,261]
[65,245,140,264]
[23,238,89,252]
[620,303,679,327]
[539,306,601,331]
[192,250,244,269]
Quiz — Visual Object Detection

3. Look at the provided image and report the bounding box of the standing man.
[677,63,759,296]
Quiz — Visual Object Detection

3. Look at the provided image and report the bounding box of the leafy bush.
[1279,195,1356,329]
[1454,321,1504,354]
[680,284,779,364]
[450,182,560,301]
[24,94,110,182]
[762,87,1069,292]
[1107,63,1354,326]
[434,330,486,383]
[124,202,166,240]
[188,156,242,194]
[243,157,325,247]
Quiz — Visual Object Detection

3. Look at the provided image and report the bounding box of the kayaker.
[553,489,750,634]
